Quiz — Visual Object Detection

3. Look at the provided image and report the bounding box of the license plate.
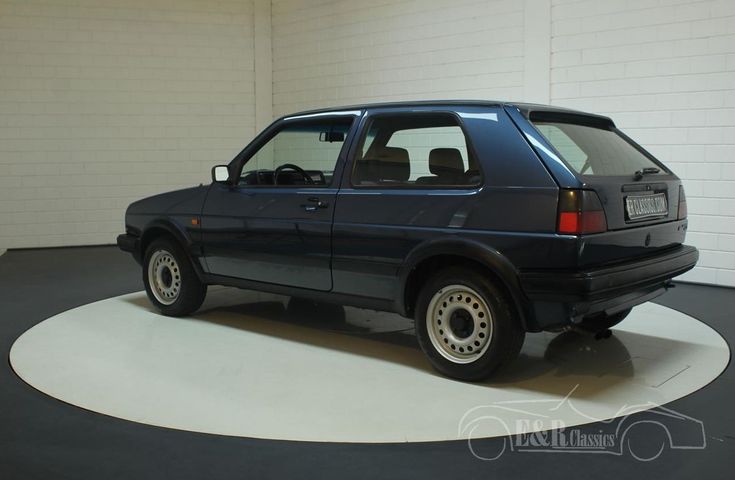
[625,193,668,220]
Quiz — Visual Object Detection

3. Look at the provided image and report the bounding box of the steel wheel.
[147,249,181,305]
[426,284,493,364]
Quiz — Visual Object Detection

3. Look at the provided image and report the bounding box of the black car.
[118,100,698,381]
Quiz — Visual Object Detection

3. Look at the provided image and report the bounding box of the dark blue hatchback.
[118,100,698,380]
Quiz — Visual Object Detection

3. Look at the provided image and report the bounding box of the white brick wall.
[550,0,735,287]
[271,0,526,117]
[0,0,256,249]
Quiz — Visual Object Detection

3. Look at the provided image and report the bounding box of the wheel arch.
[399,238,535,331]
[139,219,206,281]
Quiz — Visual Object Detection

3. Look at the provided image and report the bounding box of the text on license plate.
[626,193,668,220]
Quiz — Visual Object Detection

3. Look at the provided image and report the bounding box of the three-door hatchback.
[118,101,698,381]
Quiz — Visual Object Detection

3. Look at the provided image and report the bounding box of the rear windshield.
[532,120,662,176]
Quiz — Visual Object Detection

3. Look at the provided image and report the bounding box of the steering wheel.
[274,163,314,185]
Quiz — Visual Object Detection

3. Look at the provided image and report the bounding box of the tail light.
[677,185,687,220]
[557,190,607,235]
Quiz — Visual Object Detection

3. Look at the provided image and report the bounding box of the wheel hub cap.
[449,310,474,338]
[426,285,493,364]
[147,250,181,305]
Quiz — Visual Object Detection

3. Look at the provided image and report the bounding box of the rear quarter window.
[385,126,470,180]
[351,113,481,187]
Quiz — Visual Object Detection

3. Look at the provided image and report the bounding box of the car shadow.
[123,290,696,399]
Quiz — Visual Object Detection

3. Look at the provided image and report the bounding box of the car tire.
[143,237,207,316]
[415,267,525,381]
[580,307,632,333]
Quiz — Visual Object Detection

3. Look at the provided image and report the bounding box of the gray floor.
[1,246,733,479]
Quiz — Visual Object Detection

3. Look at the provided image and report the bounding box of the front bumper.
[117,233,141,263]
[519,244,699,329]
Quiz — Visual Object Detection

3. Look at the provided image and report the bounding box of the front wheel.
[415,267,525,381]
[143,237,207,316]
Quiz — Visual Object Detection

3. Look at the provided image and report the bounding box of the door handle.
[306,197,328,209]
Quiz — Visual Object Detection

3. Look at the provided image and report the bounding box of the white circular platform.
[9,288,730,443]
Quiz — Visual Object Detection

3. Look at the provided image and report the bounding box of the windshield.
[532,121,663,176]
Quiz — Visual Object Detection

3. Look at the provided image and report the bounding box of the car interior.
[239,167,332,186]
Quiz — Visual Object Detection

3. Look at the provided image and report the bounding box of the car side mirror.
[211,165,230,183]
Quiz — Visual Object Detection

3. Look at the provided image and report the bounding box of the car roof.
[283,100,612,123]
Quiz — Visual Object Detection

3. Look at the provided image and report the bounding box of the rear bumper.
[117,233,142,263]
[519,244,698,329]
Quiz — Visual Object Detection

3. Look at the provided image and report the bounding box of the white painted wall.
[1,0,733,287]
[0,0,256,249]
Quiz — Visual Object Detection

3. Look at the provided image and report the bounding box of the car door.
[200,113,360,291]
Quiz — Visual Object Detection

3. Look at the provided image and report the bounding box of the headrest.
[374,147,410,181]
[429,148,464,176]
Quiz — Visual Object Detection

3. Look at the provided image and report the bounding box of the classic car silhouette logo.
[459,386,706,462]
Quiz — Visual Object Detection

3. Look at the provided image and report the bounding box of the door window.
[238,118,353,187]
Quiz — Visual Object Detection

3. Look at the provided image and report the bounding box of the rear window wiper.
[634,167,660,181]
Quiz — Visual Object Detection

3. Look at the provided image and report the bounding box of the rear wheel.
[143,237,207,316]
[415,267,525,381]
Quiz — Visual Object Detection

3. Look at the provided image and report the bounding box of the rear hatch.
[528,111,686,266]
